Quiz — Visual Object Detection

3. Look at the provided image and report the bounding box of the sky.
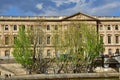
[0,0,120,16]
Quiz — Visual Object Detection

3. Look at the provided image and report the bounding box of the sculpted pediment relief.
[63,12,97,20]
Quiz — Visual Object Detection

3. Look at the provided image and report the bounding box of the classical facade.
[0,12,120,59]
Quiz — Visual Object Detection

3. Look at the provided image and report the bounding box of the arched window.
[108,49,112,55]
[115,48,119,54]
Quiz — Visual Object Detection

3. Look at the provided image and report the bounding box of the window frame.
[108,35,111,44]
[4,25,9,31]
[47,25,50,30]
[13,25,17,31]
[5,50,10,57]
[47,49,51,56]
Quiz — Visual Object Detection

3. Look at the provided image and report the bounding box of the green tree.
[81,24,104,64]
[13,26,33,68]
[28,23,50,74]
[52,22,104,73]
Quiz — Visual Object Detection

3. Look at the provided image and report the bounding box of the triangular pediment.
[62,12,98,20]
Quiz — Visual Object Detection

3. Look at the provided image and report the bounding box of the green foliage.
[13,26,33,67]
[52,22,105,68]
[81,24,104,63]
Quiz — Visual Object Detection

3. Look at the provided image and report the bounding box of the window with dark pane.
[55,25,58,30]
[47,49,51,56]
[39,36,42,44]
[5,25,9,30]
[14,36,17,44]
[108,35,111,44]
[47,25,50,30]
[14,25,17,30]
[47,36,50,44]
[108,49,112,55]
[100,35,103,41]
[30,25,33,30]
[5,36,9,45]
[115,35,119,43]
[107,25,111,30]
[115,25,119,30]
[5,50,10,57]
[22,25,25,30]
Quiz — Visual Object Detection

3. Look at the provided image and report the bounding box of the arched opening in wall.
[108,49,112,55]
[115,48,120,55]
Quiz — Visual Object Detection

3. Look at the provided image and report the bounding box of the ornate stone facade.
[0,12,120,59]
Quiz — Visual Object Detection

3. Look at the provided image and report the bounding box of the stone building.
[0,12,119,59]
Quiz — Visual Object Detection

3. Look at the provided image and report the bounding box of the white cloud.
[52,0,81,7]
[36,3,43,10]
[91,2,120,15]
[37,0,120,16]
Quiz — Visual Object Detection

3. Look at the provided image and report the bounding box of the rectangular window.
[14,36,17,44]
[99,25,103,30]
[115,36,119,44]
[100,35,103,41]
[108,36,111,44]
[38,50,43,57]
[38,36,42,44]
[115,25,119,30]
[30,25,33,30]
[108,49,112,55]
[55,25,58,30]
[13,25,17,30]
[5,50,10,57]
[47,49,51,56]
[47,36,50,44]
[107,25,111,30]
[5,36,9,45]
[47,25,50,30]
[22,25,25,30]
[4,25,9,30]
